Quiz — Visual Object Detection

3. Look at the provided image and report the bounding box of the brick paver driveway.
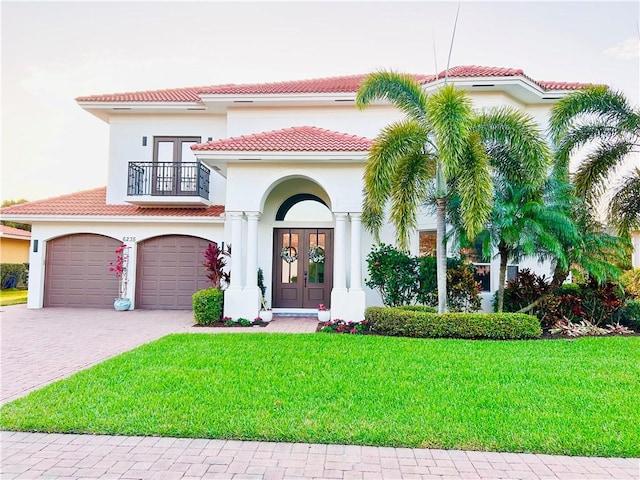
[1,305,637,479]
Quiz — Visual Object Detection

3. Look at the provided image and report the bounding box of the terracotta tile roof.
[0,225,31,238]
[0,188,224,217]
[75,66,591,103]
[192,126,372,152]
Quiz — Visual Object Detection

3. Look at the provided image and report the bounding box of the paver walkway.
[2,431,637,480]
[1,305,638,479]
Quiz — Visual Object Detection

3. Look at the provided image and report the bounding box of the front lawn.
[0,288,27,306]
[1,334,638,457]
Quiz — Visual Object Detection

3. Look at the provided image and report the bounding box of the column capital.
[334,212,348,220]
[227,211,244,219]
[245,211,261,220]
[349,212,362,220]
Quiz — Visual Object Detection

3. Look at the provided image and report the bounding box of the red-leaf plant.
[203,242,231,290]
[109,244,130,298]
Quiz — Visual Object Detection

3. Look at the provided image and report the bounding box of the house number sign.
[122,236,136,242]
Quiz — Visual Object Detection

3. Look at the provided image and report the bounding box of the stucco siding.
[0,238,30,263]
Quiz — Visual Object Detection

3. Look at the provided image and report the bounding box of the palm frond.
[426,84,474,180]
[356,71,429,124]
[572,139,634,202]
[455,133,493,239]
[549,85,638,145]
[472,107,551,187]
[607,167,640,237]
[362,119,430,240]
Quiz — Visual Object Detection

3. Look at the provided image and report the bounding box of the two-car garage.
[44,233,213,309]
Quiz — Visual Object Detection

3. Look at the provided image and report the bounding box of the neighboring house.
[632,231,640,269]
[0,66,591,319]
[0,225,31,264]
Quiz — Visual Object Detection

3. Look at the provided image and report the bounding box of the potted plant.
[109,243,131,311]
[317,303,330,322]
[257,267,272,322]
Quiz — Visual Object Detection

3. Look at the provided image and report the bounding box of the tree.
[1,199,31,231]
[356,72,492,313]
[607,167,640,238]
[549,85,639,237]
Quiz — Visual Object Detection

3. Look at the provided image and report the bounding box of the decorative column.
[245,212,260,289]
[333,213,348,292]
[229,212,243,290]
[224,211,246,320]
[349,213,363,291]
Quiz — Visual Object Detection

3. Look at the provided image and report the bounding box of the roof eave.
[0,214,225,224]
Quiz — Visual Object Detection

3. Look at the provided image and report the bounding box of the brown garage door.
[45,234,121,308]
[136,235,212,310]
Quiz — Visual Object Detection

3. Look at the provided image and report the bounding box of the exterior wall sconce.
[142,136,147,146]
[207,137,213,141]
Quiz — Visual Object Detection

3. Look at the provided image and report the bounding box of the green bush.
[365,307,541,340]
[193,288,224,325]
[620,268,640,299]
[616,300,640,329]
[365,244,417,306]
[1,263,28,290]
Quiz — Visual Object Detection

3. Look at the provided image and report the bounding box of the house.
[0,66,592,319]
[632,231,640,269]
[0,225,31,264]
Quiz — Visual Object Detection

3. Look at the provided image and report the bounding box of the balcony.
[126,162,211,206]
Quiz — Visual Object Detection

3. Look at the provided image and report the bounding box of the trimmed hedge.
[365,307,542,340]
[193,288,224,325]
[396,305,437,313]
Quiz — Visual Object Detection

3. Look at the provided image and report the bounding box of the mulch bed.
[193,322,269,328]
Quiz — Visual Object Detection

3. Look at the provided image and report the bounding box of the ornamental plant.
[109,244,129,299]
[318,303,327,311]
[320,319,370,334]
[203,242,231,290]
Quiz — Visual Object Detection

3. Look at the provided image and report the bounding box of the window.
[419,231,437,257]
[460,239,491,292]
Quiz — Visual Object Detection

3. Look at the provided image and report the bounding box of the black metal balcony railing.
[127,162,210,199]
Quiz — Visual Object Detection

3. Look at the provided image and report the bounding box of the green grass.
[0,288,27,306]
[1,334,638,457]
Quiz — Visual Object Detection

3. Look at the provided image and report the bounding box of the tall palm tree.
[549,85,640,236]
[356,72,552,313]
[607,167,640,238]
[356,72,492,313]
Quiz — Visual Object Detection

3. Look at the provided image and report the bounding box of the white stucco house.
[0,66,594,320]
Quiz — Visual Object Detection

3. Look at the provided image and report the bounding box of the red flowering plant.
[318,303,327,311]
[320,319,370,334]
[109,244,130,299]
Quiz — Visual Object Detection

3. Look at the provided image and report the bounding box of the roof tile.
[0,225,31,238]
[75,65,592,103]
[192,126,372,152]
[0,188,224,218]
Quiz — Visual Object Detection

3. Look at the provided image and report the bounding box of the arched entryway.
[272,192,334,309]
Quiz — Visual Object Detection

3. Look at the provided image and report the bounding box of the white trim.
[0,215,224,224]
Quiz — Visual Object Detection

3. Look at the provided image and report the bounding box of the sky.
[1,0,639,202]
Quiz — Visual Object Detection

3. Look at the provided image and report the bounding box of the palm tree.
[356,72,552,313]
[549,85,640,236]
[356,72,492,313]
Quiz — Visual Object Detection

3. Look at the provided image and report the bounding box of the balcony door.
[273,228,333,308]
[152,136,201,195]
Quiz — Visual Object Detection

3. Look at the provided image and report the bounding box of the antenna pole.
[444,3,461,84]
[432,27,439,76]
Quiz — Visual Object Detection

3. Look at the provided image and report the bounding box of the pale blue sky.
[2,1,638,201]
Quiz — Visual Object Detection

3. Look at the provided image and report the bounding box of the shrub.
[203,243,230,289]
[446,260,482,312]
[365,244,417,306]
[616,299,640,329]
[365,307,541,340]
[580,279,624,327]
[0,263,28,290]
[193,288,224,325]
[396,305,437,313]
[620,268,640,299]
[498,268,551,313]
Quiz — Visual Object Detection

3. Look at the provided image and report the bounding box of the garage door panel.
[45,234,121,308]
[136,235,212,310]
